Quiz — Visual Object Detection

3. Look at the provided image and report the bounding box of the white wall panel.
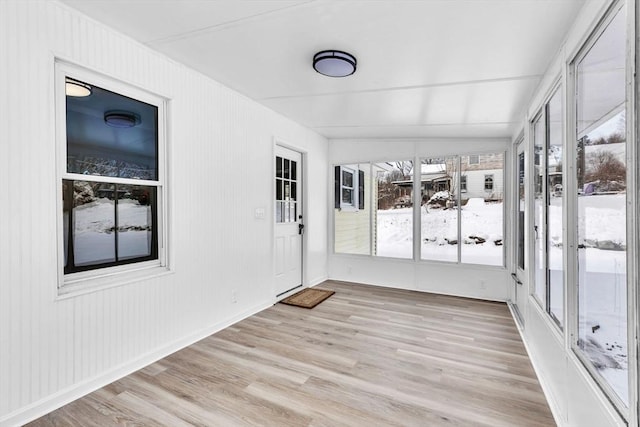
[0,1,327,425]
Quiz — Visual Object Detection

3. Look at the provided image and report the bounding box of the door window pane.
[576,6,627,405]
[374,161,413,259]
[275,156,298,224]
[421,157,458,262]
[284,159,290,180]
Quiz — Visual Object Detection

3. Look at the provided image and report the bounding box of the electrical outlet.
[231,290,237,303]
[480,280,486,289]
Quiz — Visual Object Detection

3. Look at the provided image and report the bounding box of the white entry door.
[274,145,303,297]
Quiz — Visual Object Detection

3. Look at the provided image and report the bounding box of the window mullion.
[457,156,462,264]
[114,182,119,262]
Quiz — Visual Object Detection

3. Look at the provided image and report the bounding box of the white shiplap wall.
[0,1,328,425]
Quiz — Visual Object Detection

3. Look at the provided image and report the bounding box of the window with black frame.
[62,75,160,274]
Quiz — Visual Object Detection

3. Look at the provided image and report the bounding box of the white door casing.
[274,145,303,296]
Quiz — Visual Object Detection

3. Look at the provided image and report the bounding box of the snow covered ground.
[577,194,627,402]
[376,208,413,258]
[421,199,503,265]
[376,198,503,264]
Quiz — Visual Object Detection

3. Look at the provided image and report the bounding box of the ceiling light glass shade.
[65,78,92,97]
[104,111,141,128]
[313,50,357,77]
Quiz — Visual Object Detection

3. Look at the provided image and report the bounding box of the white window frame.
[469,155,480,165]
[339,165,358,210]
[55,61,170,297]
[460,175,467,192]
[567,0,632,417]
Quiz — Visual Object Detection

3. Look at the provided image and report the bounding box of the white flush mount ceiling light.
[65,78,92,97]
[313,50,357,77]
[104,110,141,128]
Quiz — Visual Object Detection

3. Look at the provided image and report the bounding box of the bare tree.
[585,150,626,190]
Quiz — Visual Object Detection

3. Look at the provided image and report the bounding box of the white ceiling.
[60,0,586,140]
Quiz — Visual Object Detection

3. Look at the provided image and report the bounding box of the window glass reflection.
[71,181,116,267]
[117,185,154,260]
[576,6,627,405]
[533,116,546,304]
[66,80,158,180]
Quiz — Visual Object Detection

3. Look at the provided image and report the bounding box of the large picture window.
[334,155,503,266]
[373,161,413,259]
[333,161,413,259]
[57,62,165,282]
[574,3,627,408]
[420,154,504,266]
[420,157,458,263]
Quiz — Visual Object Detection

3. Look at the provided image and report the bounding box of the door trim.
[273,138,307,300]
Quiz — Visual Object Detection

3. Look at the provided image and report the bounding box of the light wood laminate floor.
[28,281,555,426]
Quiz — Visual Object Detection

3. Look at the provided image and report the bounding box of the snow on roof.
[409,163,446,176]
[421,164,446,174]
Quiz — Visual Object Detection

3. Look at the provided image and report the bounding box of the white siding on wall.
[463,169,505,201]
[334,165,371,255]
[0,1,328,425]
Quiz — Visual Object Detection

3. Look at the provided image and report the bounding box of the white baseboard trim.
[506,303,564,427]
[0,300,272,427]
[308,275,329,287]
[328,277,507,303]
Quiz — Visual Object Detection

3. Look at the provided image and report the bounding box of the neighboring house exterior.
[406,153,505,205]
[460,153,504,202]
